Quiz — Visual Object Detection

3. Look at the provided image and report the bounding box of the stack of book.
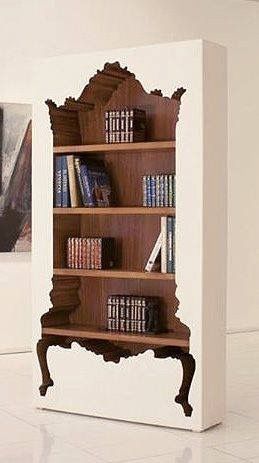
[67,237,115,269]
[145,216,175,273]
[105,108,146,143]
[54,156,111,207]
[142,174,175,207]
[107,295,160,333]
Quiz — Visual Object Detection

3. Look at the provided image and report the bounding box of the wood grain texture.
[53,207,175,216]
[53,141,175,153]
[53,268,175,280]
[42,324,189,347]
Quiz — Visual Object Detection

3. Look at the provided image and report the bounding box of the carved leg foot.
[37,337,55,396]
[175,352,196,417]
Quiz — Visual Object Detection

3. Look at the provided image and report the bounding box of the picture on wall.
[0,103,32,252]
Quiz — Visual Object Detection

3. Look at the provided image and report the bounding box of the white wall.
[0,0,258,350]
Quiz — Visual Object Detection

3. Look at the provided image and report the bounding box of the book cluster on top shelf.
[107,295,160,333]
[105,108,146,143]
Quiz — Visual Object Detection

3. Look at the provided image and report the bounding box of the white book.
[144,232,162,272]
[161,216,167,273]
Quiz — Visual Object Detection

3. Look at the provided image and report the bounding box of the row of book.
[142,174,175,207]
[107,295,160,333]
[54,156,111,207]
[67,237,115,270]
[105,108,146,143]
[145,216,175,273]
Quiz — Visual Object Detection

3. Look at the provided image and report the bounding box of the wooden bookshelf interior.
[37,62,195,417]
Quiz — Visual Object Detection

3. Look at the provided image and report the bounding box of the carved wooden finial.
[172,87,186,101]
[150,89,163,97]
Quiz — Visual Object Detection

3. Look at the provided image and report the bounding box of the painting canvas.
[0,103,32,252]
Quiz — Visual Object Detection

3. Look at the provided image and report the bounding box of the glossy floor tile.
[0,332,258,462]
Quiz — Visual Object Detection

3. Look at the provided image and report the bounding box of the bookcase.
[34,40,227,431]
[37,61,195,417]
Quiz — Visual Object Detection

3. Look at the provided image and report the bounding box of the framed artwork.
[0,103,32,252]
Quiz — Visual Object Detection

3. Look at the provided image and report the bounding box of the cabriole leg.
[37,337,55,396]
[175,352,196,417]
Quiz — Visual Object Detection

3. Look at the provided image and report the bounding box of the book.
[144,232,162,272]
[67,155,81,207]
[88,161,111,207]
[54,156,62,207]
[74,157,88,206]
[107,295,161,333]
[105,107,146,144]
[61,156,70,207]
[161,216,167,273]
[167,216,175,273]
[66,237,115,269]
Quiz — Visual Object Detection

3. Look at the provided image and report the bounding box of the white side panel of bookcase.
[32,40,227,431]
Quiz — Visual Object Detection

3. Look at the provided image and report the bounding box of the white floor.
[0,332,258,462]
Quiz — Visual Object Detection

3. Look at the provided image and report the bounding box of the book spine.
[125,296,131,332]
[108,110,112,143]
[96,238,102,269]
[164,175,169,207]
[80,164,95,207]
[90,238,95,269]
[86,238,91,269]
[82,238,87,269]
[107,295,113,330]
[54,156,62,207]
[74,238,79,269]
[120,109,125,142]
[74,157,87,206]
[105,111,109,144]
[142,176,147,207]
[173,175,176,207]
[115,296,120,331]
[155,175,160,207]
[129,109,134,143]
[146,175,152,207]
[167,216,174,273]
[159,175,164,207]
[61,156,69,207]
[67,155,80,207]
[161,216,167,273]
[125,108,130,142]
[168,174,173,208]
[115,110,120,143]
[78,238,82,269]
[67,238,71,268]
[144,232,162,272]
[120,296,126,332]
[150,175,156,207]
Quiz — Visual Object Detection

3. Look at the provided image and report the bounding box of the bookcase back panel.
[69,277,188,336]
[79,215,161,271]
[104,150,175,206]
[53,215,81,267]
[79,77,181,145]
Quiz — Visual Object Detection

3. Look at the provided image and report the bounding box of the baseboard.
[0,348,32,355]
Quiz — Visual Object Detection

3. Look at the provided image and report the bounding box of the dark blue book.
[54,156,62,207]
[88,162,111,207]
[61,156,70,207]
[80,163,95,206]
[146,175,152,207]
[167,216,175,273]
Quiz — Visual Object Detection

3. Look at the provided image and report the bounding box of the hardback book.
[167,216,175,273]
[54,156,62,207]
[144,232,162,272]
[67,237,115,269]
[67,155,81,207]
[61,156,70,207]
[161,216,167,273]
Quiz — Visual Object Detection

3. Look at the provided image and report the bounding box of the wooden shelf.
[53,140,175,154]
[42,324,189,348]
[53,207,175,216]
[54,268,175,280]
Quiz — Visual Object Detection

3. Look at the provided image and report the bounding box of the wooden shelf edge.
[42,325,189,348]
[53,140,175,154]
[53,268,175,280]
[53,207,175,215]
